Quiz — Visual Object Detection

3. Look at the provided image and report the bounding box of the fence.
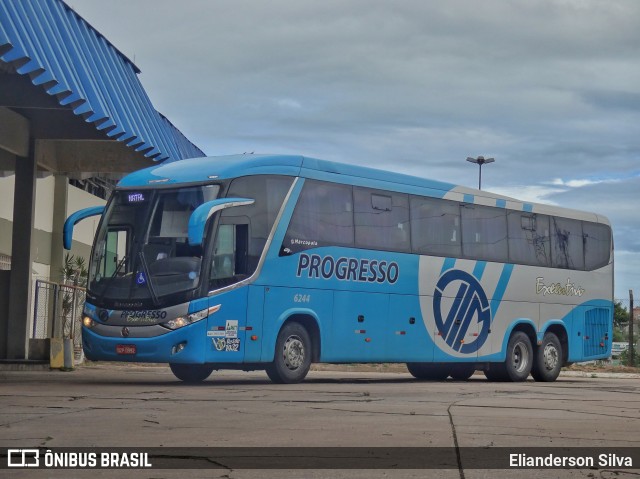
[32,279,86,359]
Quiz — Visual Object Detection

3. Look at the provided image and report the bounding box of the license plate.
[116,344,137,355]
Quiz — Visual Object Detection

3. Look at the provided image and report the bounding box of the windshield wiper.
[97,254,128,297]
[137,251,160,307]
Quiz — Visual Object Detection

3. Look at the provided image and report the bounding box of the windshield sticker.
[296,253,399,284]
[136,271,147,285]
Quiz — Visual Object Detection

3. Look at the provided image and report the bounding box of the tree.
[60,253,88,340]
[60,253,88,286]
[613,301,629,342]
[614,301,629,328]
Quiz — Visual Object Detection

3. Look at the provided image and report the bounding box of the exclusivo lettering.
[296,253,399,284]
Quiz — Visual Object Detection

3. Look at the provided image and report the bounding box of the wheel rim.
[282,335,305,370]
[542,343,559,371]
[512,341,530,373]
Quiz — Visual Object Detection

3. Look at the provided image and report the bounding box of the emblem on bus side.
[433,269,491,354]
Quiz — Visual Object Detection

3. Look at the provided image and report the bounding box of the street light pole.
[466,156,495,190]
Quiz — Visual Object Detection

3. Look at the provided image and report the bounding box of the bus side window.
[551,217,584,270]
[283,180,354,254]
[210,224,249,286]
[507,212,550,267]
[583,222,611,270]
[461,205,508,263]
[410,196,461,257]
[103,229,128,277]
[354,187,410,252]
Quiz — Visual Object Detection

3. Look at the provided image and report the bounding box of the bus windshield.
[87,175,295,308]
[88,185,220,306]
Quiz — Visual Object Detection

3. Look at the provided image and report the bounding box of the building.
[0,0,204,360]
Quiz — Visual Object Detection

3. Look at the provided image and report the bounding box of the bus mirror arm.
[63,206,105,250]
[188,198,255,247]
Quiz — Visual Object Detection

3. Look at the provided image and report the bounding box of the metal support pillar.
[48,174,69,337]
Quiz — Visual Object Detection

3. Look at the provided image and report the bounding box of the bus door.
[205,222,250,362]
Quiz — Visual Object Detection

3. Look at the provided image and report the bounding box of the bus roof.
[116,154,609,225]
[117,153,457,191]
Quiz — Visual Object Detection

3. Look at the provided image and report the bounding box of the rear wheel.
[449,364,475,380]
[484,331,533,382]
[531,333,562,382]
[266,322,312,384]
[406,363,449,380]
[169,363,215,383]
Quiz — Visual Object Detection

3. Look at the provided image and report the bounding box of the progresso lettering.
[296,253,399,284]
[120,310,168,321]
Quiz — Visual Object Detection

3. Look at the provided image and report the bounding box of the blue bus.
[65,154,613,383]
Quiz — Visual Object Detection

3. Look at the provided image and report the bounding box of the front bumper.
[82,319,207,364]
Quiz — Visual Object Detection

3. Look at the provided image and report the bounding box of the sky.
[69,0,639,299]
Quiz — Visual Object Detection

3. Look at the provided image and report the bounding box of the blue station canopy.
[0,0,204,162]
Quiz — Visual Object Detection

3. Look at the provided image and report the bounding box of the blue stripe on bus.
[441,257,456,274]
[496,199,506,208]
[473,261,487,280]
[490,263,514,317]
[463,193,474,204]
[523,203,533,212]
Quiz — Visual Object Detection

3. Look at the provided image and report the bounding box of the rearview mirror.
[188,198,254,247]
[63,206,105,250]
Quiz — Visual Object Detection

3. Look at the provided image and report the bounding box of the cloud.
[69,0,640,294]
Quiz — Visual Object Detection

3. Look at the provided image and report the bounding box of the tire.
[406,362,449,380]
[169,363,215,383]
[484,332,533,382]
[531,333,562,382]
[449,364,475,380]
[265,322,312,384]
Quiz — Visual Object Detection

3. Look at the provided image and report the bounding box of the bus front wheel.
[169,363,215,383]
[531,332,562,382]
[266,322,312,384]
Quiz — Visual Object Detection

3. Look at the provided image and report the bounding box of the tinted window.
[354,187,410,252]
[410,196,461,257]
[584,222,611,270]
[223,175,293,272]
[507,212,550,266]
[461,205,508,262]
[283,180,354,254]
[551,217,584,270]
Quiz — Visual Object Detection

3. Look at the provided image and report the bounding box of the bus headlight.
[83,316,95,328]
[161,305,220,330]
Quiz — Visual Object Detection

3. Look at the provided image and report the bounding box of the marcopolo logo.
[433,269,491,354]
